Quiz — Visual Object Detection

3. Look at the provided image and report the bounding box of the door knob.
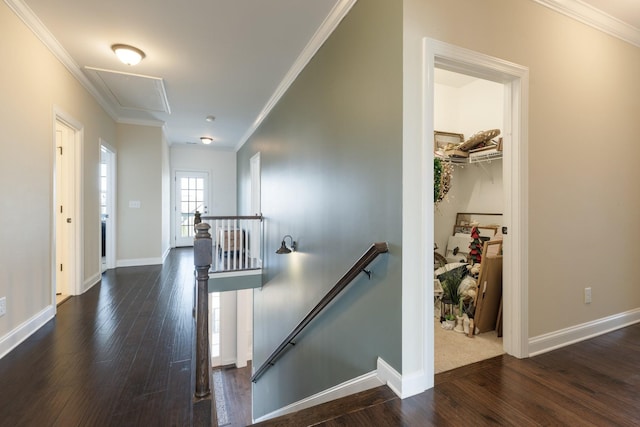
[66,218,72,223]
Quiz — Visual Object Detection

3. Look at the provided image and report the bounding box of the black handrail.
[250,242,389,383]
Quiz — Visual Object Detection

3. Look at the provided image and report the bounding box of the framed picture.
[434,131,464,152]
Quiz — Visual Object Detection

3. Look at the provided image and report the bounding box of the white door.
[55,121,75,297]
[174,171,209,247]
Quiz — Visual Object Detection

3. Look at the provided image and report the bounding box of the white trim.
[82,272,102,294]
[116,257,163,267]
[529,308,640,357]
[209,269,262,279]
[116,116,165,127]
[532,0,640,48]
[53,107,85,298]
[100,141,117,271]
[235,0,357,151]
[406,38,530,398]
[161,246,171,264]
[376,357,402,397]
[0,306,55,360]
[253,369,384,423]
[4,0,118,120]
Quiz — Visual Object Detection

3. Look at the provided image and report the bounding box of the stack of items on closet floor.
[435,223,503,337]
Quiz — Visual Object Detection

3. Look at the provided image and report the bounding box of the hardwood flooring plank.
[0,248,199,427]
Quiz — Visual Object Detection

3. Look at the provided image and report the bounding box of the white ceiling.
[11,0,351,149]
[7,0,640,150]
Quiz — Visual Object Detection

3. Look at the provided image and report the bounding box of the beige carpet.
[434,319,504,374]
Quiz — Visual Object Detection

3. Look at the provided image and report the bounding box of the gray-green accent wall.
[236,0,402,418]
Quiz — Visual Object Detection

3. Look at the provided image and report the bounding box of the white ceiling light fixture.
[111,44,146,66]
[205,115,216,122]
[200,137,213,145]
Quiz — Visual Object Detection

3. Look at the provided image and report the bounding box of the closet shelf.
[468,150,503,164]
[437,150,502,165]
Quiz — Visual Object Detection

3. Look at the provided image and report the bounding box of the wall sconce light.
[276,235,296,254]
[111,44,146,65]
[200,136,213,145]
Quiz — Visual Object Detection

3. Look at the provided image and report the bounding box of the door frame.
[173,170,210,247]
[403,39,529,395]
[52,107,84,303]
[100,140,117,271]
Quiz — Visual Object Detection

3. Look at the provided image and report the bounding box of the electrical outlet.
[0,297,6,317]
[584,287,592,304]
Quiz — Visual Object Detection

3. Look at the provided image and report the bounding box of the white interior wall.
[170,144,241,366]
[434,74,504,256]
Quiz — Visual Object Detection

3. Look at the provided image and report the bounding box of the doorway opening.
[53,111,83,306]
[174,171,209,247]
[209,153,260,369]
[100,142,116,272]
[433,68,506,373]
[416,38,529,390]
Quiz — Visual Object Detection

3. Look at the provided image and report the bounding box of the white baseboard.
[376,357,403,397]
[528,308,640,356]
[81,272,102,294]
[116,257,163,268]
[0,305,55,360]
[254,357,404,423]
[162,246,171,263]
[253,368,385,423]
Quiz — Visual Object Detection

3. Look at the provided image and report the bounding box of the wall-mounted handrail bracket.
[250,242,389,383]
[362,269,372,279]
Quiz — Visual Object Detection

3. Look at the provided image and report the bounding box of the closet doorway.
[433,69,506,373]
[423,39,529,381]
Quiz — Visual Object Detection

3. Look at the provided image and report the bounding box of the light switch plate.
[0,297,6,317]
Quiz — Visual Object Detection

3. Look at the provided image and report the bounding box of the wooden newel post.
[194,222,212,399]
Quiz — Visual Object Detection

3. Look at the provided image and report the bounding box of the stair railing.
[195,212,263,272]
[250,242,389,383]
[192,213,263,401]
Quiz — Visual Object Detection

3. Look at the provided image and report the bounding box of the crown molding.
[533,0,640,48]
[116,117,165,127]
[235,0,358,151]
[4,0,119,120]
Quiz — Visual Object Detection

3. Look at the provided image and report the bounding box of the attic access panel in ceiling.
[85,67,171,114]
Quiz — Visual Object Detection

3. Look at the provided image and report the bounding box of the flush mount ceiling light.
[205,115,216,122]
[200,137,213,145]
[111,44,146,66]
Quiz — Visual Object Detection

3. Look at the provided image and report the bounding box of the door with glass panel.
[175,171,209,247]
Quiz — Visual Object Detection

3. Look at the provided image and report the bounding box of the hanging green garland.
[434,157,443,203]
[434,157,453,205]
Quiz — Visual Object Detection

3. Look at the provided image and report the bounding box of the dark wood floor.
[254,323,640,426]
[0,248,198,426]
[4,247,640,426]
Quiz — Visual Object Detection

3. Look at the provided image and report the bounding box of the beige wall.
[405,0,640,338]
[0,2,115,345]
[116,124,165,264]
